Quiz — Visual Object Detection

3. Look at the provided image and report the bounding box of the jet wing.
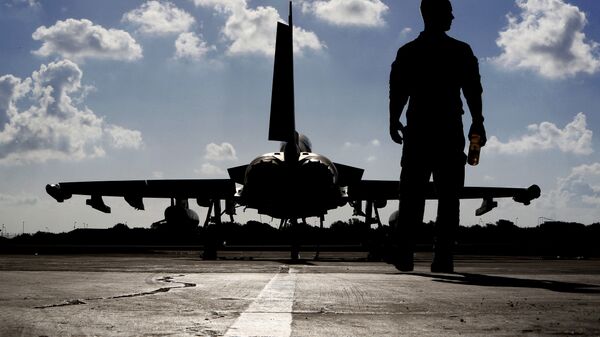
[46,179,236,213]
[348,180,540,215]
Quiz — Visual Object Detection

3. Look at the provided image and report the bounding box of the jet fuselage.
[238,135,345,219]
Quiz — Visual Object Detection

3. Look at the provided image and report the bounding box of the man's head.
[421,0,454,32]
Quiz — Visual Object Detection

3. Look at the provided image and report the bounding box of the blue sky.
[1,0,600,234]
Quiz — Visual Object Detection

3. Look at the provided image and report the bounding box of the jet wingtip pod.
[46,183,71,203]
[513,184,541,205]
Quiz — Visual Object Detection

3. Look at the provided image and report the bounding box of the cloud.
[123,2,215,61]
[545,163,600,208]
[0,193,39,206]
[105,125,143,150]
[192,0,324,56]
[493,0,600,79]
[486,113,593,155]
[399,27,413,39]
[122,1,196,36]
[344,139,380,148]
[300,0,388,27]
[4,0,39,8]
[0,75,30,125]
[343,139,380,162]
[32,19,142,62]
[174,32,215,60]
[291,26,325,56]
[0,60,143,165]
[204,142,237,161]
[195,163,226,176]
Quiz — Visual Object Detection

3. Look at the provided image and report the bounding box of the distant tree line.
[1,219,599,257]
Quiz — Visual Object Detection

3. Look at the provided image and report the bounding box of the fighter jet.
[46,3,540,259]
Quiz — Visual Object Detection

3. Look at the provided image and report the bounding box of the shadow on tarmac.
[408,272,600,294]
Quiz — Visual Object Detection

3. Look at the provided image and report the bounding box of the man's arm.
[462,46,486,146]
[389,55,409,145]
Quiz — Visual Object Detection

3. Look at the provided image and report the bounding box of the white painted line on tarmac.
[224,267,297,337]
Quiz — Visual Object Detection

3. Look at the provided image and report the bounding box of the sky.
[1,0,600,234]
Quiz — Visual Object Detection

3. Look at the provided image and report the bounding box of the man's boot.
[393,247,414,272]
[431,239,454,273]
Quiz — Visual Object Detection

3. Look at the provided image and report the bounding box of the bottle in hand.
[468,134,481,166]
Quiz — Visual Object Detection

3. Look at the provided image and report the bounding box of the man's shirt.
[390,31,482,133]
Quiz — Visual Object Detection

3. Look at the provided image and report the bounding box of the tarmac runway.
[1,252,600,336]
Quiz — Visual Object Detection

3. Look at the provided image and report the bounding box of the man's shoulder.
[395,38,421,59]
[397,38,418,52]
[445,35,473,52]
[395,33,474,59]
[399,33,471,49]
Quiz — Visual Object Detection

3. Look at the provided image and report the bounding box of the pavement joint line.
[224,266,297,337]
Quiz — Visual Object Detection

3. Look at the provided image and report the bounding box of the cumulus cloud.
[32,19,142,62]
[204,142,237,161]
[291,26,324,55]
[300,0,388,27]
[105,125,143,150]
[123,1,215,61]
[195,163,226,176]
[193,0,324,56]
[174,32,215,60]
[198,141,236,176]
[545,163,600,208]
[0,75,30,125]
[493,0,600,79]
[122,1,196,36]
[0,60,143,165]
[486,113,593,155]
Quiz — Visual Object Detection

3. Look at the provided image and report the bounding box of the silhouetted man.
[389,0,486,273]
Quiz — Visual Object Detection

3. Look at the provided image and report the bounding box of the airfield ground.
[1,252,599,336]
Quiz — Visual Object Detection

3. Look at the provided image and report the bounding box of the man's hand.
[390,120,405,145]
[468,121,487,147]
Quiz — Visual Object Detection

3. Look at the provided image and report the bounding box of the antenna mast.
[289,1,293,28]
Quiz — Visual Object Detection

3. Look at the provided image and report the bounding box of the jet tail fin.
[268,3,295,143]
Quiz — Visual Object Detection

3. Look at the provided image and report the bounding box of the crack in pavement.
[34,275,196,309]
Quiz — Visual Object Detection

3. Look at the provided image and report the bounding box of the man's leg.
[431,157,465,273]
[394,163,430,271]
